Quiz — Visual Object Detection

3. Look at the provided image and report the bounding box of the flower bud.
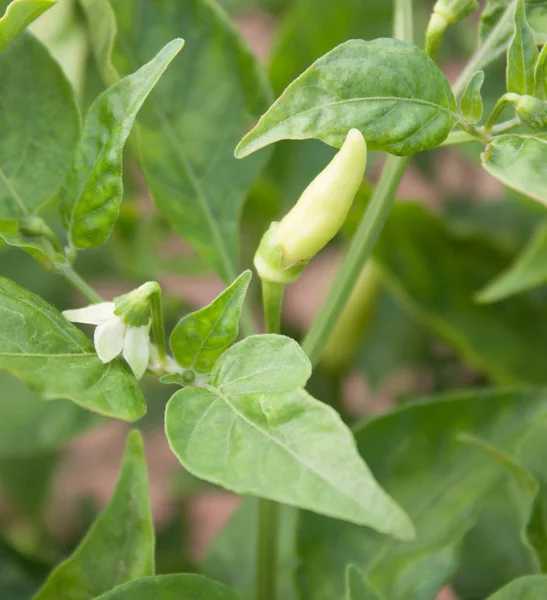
[254,129,367,284]
[515,95,547,129]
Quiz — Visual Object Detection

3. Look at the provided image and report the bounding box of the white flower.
[63,302,151,380]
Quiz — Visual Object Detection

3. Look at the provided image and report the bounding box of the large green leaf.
[374,203,547,384]
[481,135,547,205]
[34,430,154,600]
[507,0,538,95]
[486,575,547,599]
[452,437,540,598]
[166,334,414,539]
[0,32,79,218]
[0,276,146,421]
[236,39,457,158]
[60,38,183,250]
[203,498,298,600]
[94,574,240,600]
[170,270,251,374]
[298,388,547,600]
[477,222,547,303]
[85,0,272,281]
[0,0,56,51]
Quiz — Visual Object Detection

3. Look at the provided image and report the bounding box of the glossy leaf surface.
[166,335,414,539]
[170,270,251,373]
[486,576,547,599]
[60,39,183,249]
[94,574,240,600]
[0,277,146,420]
[237,39,457,158]
[34,430,154,600]
[0,0,56,51]
[94,0,272,281]
[481,135,547,205]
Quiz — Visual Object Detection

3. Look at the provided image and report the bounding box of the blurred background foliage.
[1,0,547,599]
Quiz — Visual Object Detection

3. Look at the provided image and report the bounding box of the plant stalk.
[149,286,168,364]
[59,265,104,304]
[254,279,285,600]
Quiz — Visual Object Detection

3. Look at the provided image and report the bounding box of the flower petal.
[63,302,115,325]
[123,326,151,380]
[94,317,125,363]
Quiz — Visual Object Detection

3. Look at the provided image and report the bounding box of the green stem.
[484,93,519,133]
[149,286,167,364]
[394,0,414,41]
[254,279,284,600]
[452,0,517,98]
[255,498,280,600]
[59,265,104,304]
[440,129,480,146]
[262,281,285,334]
[303,155,410,365]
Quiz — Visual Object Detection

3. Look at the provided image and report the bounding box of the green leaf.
[0,0,56,51]
[0,32,79,217]
[170,270,251,374]
[94,574,240,600]
[374,203,547,385]
[453,437,540,598]
[166,334,414,539]
[297,388,547,600]
[481,135,547,205]
[203,498,298,600]
[476,222,547,303]
[0,372,103,457]
[507,0,539,95]
[460,70,485,124]
[0,276,146,421]
[345,565,384,600]
[486,575,547,599]
[534,43,547,98]
[60,39,184,250]
[0,225,59,270]
[86,0,272,282]
[34,430,154,600]
[236,39,457,158]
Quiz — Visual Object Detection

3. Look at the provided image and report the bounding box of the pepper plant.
[2,0,547,598]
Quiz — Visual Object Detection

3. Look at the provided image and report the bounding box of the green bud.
[114,281,160,327]
[255,129,367,284]
[433,0,478,23]
[515,95,547,130]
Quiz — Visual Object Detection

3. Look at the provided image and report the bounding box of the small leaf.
[93,574,240,600]
[345,565,384,600]
[60,38,184,250]
[0,32,79,216]
[486,575,547,599]
[170,270,251,373]
[460,70,485,124]
[0,226,58,270]
[0,0,56,51]
[507,0,538,95]
[534,43,547,99]
[236,39,457,158]
[0,276,146,421]
[481,135,547,205]
[34,430,154,600]
[166,334,414,539]
[476,222,547,303]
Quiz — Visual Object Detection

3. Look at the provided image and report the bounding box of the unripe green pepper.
[254,129,367,284]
